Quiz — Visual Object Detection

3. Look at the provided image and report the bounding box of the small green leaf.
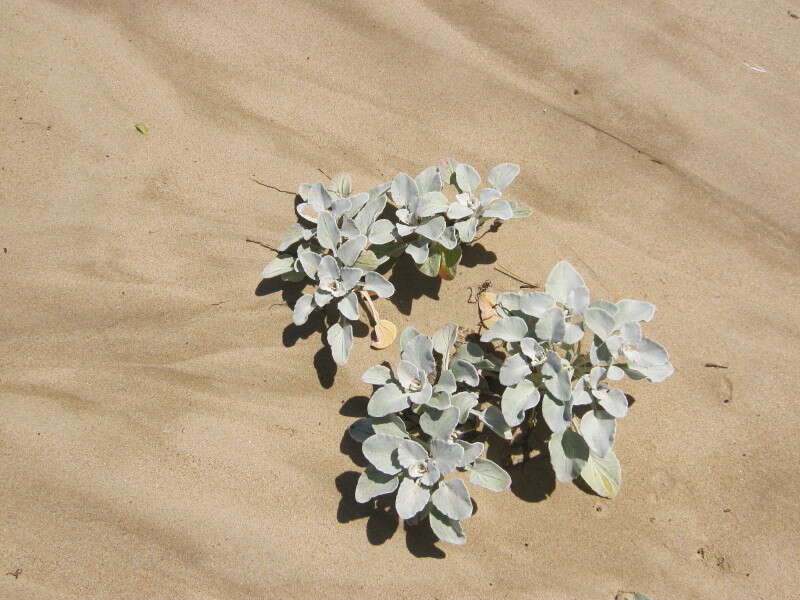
[468,458,511,491]
[134,123,148,134]
[580,448,622,498]
[353,250,380,271]
[418,245,442,277]
[438,244,462,280]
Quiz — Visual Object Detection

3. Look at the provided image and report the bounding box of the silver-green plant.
[346,261,672,544]
[478,260,672,496]
[348,325,512,545]
[258,161,529,365]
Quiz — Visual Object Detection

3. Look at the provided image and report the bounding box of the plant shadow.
[484,417,556,503]
[386,256,442,316]
[256,277,341,388]
[461,243,497,268]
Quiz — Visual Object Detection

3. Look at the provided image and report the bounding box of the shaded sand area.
[2,1,799,598]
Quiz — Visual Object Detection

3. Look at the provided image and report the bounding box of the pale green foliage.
[348,325,511,545]
[347,261,671,545]
[256,161,529,364]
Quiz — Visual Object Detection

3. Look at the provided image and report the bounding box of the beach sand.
[2,1,799,598]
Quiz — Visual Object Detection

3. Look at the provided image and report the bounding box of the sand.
[2,1,799,598]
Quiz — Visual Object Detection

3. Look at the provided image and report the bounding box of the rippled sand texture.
[2,1,799,598]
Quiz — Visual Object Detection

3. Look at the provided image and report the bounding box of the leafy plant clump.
[258,160,530,365]
[347,261,672,544]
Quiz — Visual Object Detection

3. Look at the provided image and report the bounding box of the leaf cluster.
[348,261,673,544]
[258,160,529,364]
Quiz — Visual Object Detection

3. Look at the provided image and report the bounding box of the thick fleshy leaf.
[434,371,457,395]
[432,323,458,360]
[615,299,655,327]
[478,188,501,206]
[432,478,472,521]
[584,307,616,340]
[368,219,395,245]
[345,191,369,218]
[499,353,532,387]
[541,396,571,433]
[455,440,484,467]
[316,211,341,250]
[419,406,459,440]
[566,285,589,315]
[417,191,450,217]
[399,327,422,348]
[338,291,360,321]
[580,409,616,457]
[596,387,628,418]
[487,162,520,190]
[397,439,429,468]
[367,383,410,417]
[362,364,392,386]
[355,467,399,503]
[336,235,367,267]
[535,307,566,342]
[396,360,422,390]
[354,195,387,234]
[607,365,625,380]
[371,415,409,438]
[480,316,528,342]
[543,366,572,403]
[260,256,294,279]
[451,391,479,423]
[430,439,464,474]
[545,261,586,306]
[580,449,621,498]
[624,361,674,383]
[341,267,364,290]
[390,172,418,208]
[396,477,430,520]
[418,247,442,278]
[329,173,352,198]
[297,250,322,279]
[454,216,477,242]
[327,321,353,365]
[548,429,590,482]
[277,223,305,251]
[416,216,446,241]
[627,338,669,368]
[447,202,473,220]
[519,292,555,317]
[363,271,395,298]
[340,216,360,238]
[501,379,540,427]
[292,294,315,326]
[415,165,442,194]
[483,200,513,220]
[405,238,429,264]
[451,359,479,387]
[481,405,512,439]
[438,244,461,280]
[455,163,480,193]
[317,254,340,282]
[429,507,466,545]
[353,250,380,271]
[469,458,512,491]
[362,434,402,475]
[427,391,451,410]
[402,331,436,374]
[438,226,459,251]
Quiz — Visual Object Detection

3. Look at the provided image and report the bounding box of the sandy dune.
[2,1,799,598]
